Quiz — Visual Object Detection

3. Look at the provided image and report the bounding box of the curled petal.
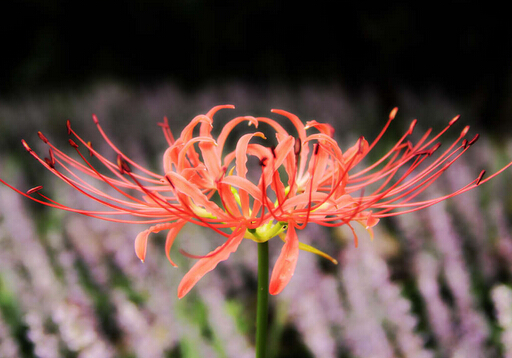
[199,141,222,181]
[236,132,267,179]
[165,221,187,267]
[271,109,306,140]
[177,227,245,298]
[269,225,299,295]
[236,132,266,217]
[163,146,177,173]
[200,104,235,137]
[177,136,216,172]
[305,120,335,137]
[271,109,310,177]
[307,142,330,193]
[134,230,150,262]
[366,210,379,228]
[180,115,211,143]
[135,223,180,263]
[217,116,260,156]
[265,135,294,184]
[206,104,235,118]
[355,211,379,242]
[366,226,375,241]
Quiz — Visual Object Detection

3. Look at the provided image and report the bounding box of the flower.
[1,105,511,298]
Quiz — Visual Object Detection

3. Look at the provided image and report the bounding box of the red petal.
[235,132,266,217]
[165,221,186,267]
[177,228,245,298]
[134,223,177,263]
[199,141,221,180]
[206,104,235,118]
[269,225,299,295]
[134,230,150,262]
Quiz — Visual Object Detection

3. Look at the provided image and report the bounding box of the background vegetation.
[1,2,512,357]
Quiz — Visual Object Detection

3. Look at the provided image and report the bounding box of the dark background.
[2,2,512,132]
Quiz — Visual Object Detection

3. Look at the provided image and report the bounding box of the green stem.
[256,241,269,358]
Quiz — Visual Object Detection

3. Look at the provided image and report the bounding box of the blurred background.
[1,2,512,358]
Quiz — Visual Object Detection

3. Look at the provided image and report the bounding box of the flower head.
[2,105,511,297]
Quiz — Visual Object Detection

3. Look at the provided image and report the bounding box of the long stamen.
[271,138,301,218]
[90,114,163,179]
[308,137,365,211]
[361,141,479,216]
[39,136,167,211]
[158,116,175,145]
[295,144,319,229]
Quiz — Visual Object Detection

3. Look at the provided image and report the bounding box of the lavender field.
[1,82,511,358]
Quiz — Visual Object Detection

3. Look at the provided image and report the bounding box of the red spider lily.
[1,105,511,298]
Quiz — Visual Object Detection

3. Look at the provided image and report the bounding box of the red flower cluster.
[2,106,510,297]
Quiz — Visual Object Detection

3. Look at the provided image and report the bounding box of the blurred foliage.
[1,82,512,357]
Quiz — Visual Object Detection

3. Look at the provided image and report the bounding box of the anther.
[92,114,99,124]
[462,139,468,149]
[26,186,43,195]
[66,120,72,135]
[314,143,320,155]
[48,148,55,166]
[294,139,301,156]
[38,131,49,144]
[460,125,470,137]
[21,140,32,152]
[44,157,55,169]
[87,141,94,156]
[389,107,399,120]
[449,115,460,126]
[408,119,417,135]
[429,142,442,156]
[414,150,430,156]
[358,136,365,154]
[68,139,79,148]
[468,133,480,146]
[117,156,123,171]
[117,155,131,174]
[476,170,486,185]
